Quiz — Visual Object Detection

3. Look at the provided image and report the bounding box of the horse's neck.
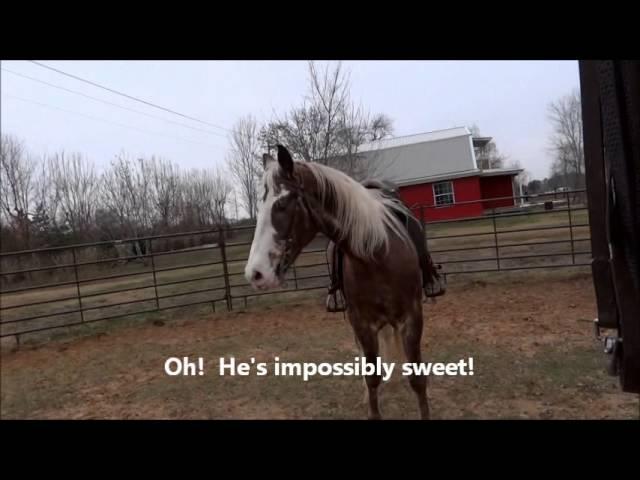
[306,185,349,252]
[303,169,376,260]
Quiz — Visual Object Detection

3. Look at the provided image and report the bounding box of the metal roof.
[359,126,471,153]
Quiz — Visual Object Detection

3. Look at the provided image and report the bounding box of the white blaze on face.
[245,174,289,290]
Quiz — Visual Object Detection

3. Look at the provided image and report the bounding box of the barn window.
[433,181,454,206]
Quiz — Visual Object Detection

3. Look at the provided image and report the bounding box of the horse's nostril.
[253,270,263,281]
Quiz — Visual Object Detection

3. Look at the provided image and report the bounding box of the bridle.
[273,175,313,280]
[274,171,344,281]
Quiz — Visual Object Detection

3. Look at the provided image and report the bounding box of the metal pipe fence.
[0,189,591,343]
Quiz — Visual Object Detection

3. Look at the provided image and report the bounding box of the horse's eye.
[273,200,285,211]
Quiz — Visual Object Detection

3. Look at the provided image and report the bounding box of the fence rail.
[0,189,591,343]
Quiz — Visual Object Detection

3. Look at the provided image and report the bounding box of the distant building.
[360,127,522,220]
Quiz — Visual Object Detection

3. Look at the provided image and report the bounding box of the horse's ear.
[263,153,275,169]
[277,145,294,177]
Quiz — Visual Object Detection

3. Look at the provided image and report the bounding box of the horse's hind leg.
[401,315,430,420]
[353,323,383,420]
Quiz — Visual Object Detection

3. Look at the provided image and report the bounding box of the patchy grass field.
[2,269,637,420]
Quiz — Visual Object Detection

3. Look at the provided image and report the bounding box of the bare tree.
[100,153,153,241]
[1,134,233,256]
[48,151,98,241]
[0,134,37,248]
[34,158,60,232]
[226,116,262,220]
[331,104,395,180]
[308,61,350,164]
[550,143,571,186]
[548,89,584,189]
[369,114,394,141]
[210,168,232,227]
[181,170,208,227]
[229,190,240,222]
[148,156,181,229]
[100,159,129,239]
[260,61,394,180]
[28,158,62,247]
[181,168,231,227]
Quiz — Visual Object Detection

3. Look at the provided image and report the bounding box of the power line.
[29,60,232,133]
[3,94,226,150]
[2,67,229,139]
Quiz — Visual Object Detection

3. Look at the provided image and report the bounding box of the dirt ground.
[1,269,638,420]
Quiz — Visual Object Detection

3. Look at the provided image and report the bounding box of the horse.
[244,145,429,420]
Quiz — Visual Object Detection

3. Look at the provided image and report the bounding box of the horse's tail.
[378,324,404,371]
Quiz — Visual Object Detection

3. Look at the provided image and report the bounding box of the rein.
[283,174,347,252]
[281,172,350,314]
[275,176,322,278]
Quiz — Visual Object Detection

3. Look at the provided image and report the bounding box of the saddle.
[326,180,446,313]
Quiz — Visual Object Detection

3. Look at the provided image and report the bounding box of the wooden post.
[219,227,232,311]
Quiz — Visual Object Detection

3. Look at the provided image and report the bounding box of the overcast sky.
[1,60,579,180]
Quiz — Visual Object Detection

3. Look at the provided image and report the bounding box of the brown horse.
[244,145,429,419]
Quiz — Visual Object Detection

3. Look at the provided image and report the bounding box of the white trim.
[397,169,479,186]
[478,168,523,177]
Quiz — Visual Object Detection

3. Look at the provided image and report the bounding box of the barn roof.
[355,126,523,186]
[359,126,471,153]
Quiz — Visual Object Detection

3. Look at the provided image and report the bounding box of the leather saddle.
[326,180,446,313]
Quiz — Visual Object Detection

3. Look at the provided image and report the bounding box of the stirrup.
[326,288,347,313]
[424,268,447,298]
[424,283,446,298]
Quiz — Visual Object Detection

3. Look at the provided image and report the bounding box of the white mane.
[303,162,412,259]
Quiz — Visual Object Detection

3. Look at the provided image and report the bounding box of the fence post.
[292,263,299,289]
[148,239,160,310]
[71,247,85,323]
[491,208,500,271]
[566,191,575,264]
[219,227,232,311]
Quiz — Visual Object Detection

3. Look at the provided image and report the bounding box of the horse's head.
[245,145,318,290]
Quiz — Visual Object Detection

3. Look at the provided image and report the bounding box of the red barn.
[360,127,522,221]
